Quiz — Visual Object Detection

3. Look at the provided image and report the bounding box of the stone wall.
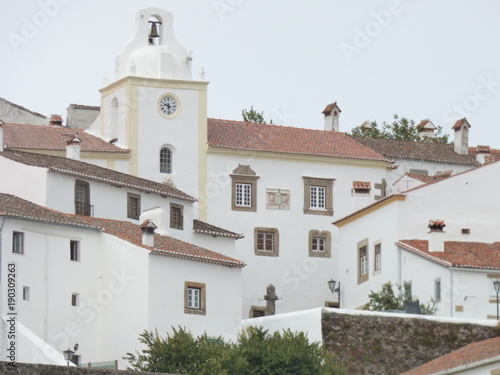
[322,310,500,375]
[0,362,178,375]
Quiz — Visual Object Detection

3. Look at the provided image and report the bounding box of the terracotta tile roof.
[193,219,244,239]
[469,146,500,163]
[416,119,434,131]
[401,336,500,375]
[322,102,342,114]
[207,119,388,162]
[0,193,244,268]
[397,240,500,270]
[352,181,371,189]
[396,171,454,186]
[3,123,128,153]
[452,117,470,130]
[352,136,479,166]
[0,150,196,202]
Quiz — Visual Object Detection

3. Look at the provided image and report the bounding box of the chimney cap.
[428,219,446,231]
[322,102,342,115]
[452,118,471,131]
[140,219,157,234]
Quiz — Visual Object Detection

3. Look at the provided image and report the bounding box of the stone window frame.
[231,165,259,212]
[374,241,382,272]
[254,227,279,257]
[70,240,80,262]
[12,231,24,254]
[303,176,334,216]
[308,230,331,258]
[127,193,141,220]
[184,281,206,315]
[357,239,369,285]
[170,203,184,230]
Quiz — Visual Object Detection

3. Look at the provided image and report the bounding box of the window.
[434,278,441,301]
[231,165,259,212]
[235,183,252,207]
[12,232,24,254]
[127,193,141,220]
[70,240,80,261]
[160,147,172,174]
[170,203,184,230]
[71,293,79,307]
[75,180,92,216]
[308,230,331,258]
[303,177,334,216]
[374,243,382,271]
[23,287,30,301]
[184,281,206,315]
[357,239,369,284]
[254,227,279,257]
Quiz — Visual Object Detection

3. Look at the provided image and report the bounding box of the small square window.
[13,232,24,254]
[308,230,331,258]
[170,203,184,230]
[127,193,141,220]
[23,287,30,301]
[184,282,206,315]
[71,293,79,307]
[254,228,279,257]
[70,240,80,261]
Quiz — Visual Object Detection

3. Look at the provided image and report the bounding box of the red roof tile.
[0,193,244,268]
[193,219,244,239]
[401,337,500,375]
[322,102,342,114]
[207,119,388,162]
[452,117,470,130]
[352,181,371,189]
[3,123,129,153]
[397,240,500,270]
[1,150,196,202]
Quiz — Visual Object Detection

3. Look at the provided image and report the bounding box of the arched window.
[160,147,172,174]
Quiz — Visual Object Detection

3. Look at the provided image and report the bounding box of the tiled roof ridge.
[0,97,47,119]
[151,247,245,268]
[1,150,196,202]
[208,117,347,134]
[193,219,244,239]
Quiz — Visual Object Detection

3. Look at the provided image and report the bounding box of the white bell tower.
[93,8,209,217]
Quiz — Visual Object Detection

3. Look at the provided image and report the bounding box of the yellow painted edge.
[334,195,406,228]
[100,76,209,95]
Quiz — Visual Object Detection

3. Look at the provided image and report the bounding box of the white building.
[0,193,244,368]
[334,160,500,319]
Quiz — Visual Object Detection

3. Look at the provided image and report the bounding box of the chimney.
[475,145,491,164]
[50,114,63,127]
[416,119,436,140]
[322,102,341,132]
[428,219,445,252]
[140,219,157,246]
[452,118,470,155]
[66,134,81,160]
[139,207,169,235]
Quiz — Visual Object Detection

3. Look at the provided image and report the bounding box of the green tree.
[242,106,273,124]
[347,114,449,143]
[125,326,347,375]
[364,281,437,315]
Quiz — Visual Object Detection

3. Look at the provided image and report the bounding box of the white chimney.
[322,102,341,132]
[452,118,470,155]
[140,207,169,235]
[140,219,157,246]
[66,134,81,160]
[428,220,445,252]
[475,145,491,164]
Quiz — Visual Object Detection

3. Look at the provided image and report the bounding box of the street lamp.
[494,279,500,320]
[63,348,74,367]
[327,279,341,308]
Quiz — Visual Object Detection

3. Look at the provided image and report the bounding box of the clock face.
[159,95,177,116]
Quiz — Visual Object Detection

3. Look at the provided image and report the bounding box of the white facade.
[335,161,500,319]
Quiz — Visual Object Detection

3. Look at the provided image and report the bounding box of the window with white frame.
[374,243,382,271]
[308,230,332,258]
[12,232,24,254]
[357,239,369,284]
[235,183,252,207]
[231,165,259,212]
[184,281,206,315]
[303,177,334,216]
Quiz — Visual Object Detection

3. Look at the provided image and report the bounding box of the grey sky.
[1,0,499,147]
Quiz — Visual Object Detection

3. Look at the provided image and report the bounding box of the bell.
[149,22,160,39]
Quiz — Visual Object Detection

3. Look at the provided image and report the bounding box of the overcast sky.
[1,0,499,147]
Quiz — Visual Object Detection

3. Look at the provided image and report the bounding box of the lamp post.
[63,348,74,367]
[327,279,341,308]
[494,279,500,320]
